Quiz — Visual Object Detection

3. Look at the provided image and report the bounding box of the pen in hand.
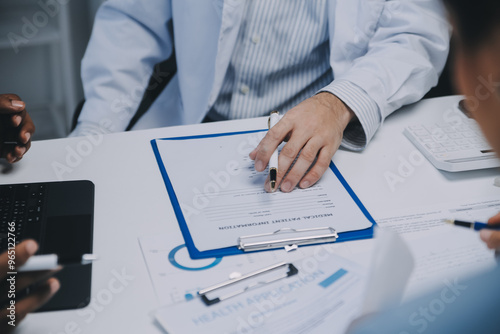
[444,219,500,231]
[18,253,98,272]
[268,111,280,192]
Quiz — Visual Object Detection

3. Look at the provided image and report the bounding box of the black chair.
[71,52,177,132]
[72,20,177,133]
[424,38,456,99]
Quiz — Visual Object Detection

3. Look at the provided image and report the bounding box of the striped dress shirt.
[211,0,376,150]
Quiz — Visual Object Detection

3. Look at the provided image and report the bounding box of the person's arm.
[0,94,35,163]
[251,0,450,192]
[71,0,174,137]
[0,240,59,333]
[480,212,500,250]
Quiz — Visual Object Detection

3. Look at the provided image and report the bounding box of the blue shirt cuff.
[319,80,381,151]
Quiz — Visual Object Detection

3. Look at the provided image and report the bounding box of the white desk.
[3,96,499,333]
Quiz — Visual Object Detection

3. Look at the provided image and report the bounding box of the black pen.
[444,219,500,231]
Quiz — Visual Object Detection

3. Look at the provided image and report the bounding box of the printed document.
[138,232,315,306]
[375,196,499,298]
[154,254,365,334]
[154,132,372,252]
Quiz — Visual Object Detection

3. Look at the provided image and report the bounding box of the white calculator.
[403,100,500,172]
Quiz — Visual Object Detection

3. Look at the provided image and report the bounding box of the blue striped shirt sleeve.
[319,79,381,151]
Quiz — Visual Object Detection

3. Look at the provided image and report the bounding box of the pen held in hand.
[18,253,98,272]
[444,219,500,231]
[268,111,280,191]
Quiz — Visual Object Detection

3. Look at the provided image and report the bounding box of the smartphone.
[0,114,20,147]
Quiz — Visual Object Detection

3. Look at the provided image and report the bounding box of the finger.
[0,309,17,334]
[488,212,500,225]
[279,139,322,193]
[8,108,26,127]
[299,144,337,189]
[251,117,293,171]
[0,269,60,296]
[4,138,32,163]
[13,146,27,160]
[252,137,293,161]
[19,112,35,145]
[0,94,25,114]
[11,114,22,127]
[2,112,33,162]
[264,175,272,193]
[15,278,60,318]
[5,146,26,164]
[480,230,500,250]
[0,240,38,276]
[250,133,291,160]
[5,152,17,164]
[274,133,310,191]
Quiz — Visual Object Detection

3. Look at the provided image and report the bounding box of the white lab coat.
[76,0,450,144]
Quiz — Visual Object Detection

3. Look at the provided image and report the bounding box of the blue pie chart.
[168,244,222,271]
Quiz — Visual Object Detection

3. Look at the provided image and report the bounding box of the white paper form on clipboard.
[151,130,375,259]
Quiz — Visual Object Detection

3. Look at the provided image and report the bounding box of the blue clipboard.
[151,129,376,259]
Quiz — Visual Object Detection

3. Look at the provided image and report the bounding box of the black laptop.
[0,180,94,311]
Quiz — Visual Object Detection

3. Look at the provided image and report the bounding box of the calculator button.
[441,142,456,147]
[425,124,438,132]
[432,134,449,142]
[462,132,476,138]
[426,143,442,149]
[468,138,482,144]
[420,137,434,143]
[414,130,430,137]
[432,148,446,153]
[430,127,445,134]
[448,133,462,139]
[455,139,469,146]
[409,125,424,131]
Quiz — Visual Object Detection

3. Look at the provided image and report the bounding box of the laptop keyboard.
[0,183,46,251]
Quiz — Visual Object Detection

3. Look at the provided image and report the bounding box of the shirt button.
[240,85,250,95]
[251,35,260,44]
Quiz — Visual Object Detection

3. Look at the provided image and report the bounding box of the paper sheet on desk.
[139,233,314,306]
[153,132,372,252]
[375,196,499,299]
[142,228,418,333]
[154,254,366,334]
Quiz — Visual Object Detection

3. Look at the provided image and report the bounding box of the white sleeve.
[71,0,174,137]
[321,0,450,150]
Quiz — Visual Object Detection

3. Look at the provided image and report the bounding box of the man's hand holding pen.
[249,92,354,193]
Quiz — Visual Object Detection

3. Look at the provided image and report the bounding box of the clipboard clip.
[198,262,298,306]
[238,227,338,252]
